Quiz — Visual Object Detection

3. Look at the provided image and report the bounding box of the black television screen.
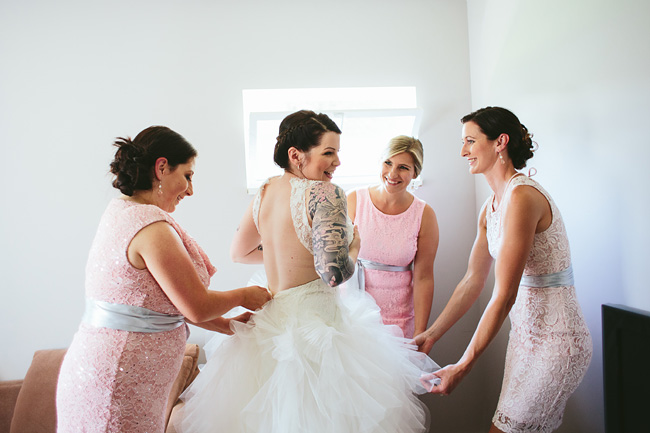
[602,303,650,433]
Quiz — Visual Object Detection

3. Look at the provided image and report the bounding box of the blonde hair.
[382,135,423,177]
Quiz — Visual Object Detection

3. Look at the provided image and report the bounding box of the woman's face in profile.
[159,158,195,212]
[301,132,341,182]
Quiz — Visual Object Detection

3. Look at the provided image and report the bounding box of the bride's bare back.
[231,174,359,295]
[258,176,320,292]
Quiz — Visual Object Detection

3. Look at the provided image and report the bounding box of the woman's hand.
[422,362,470,395]
[413,330,436,354]
[349,225,361,262]
[204,311,254,335]
[241,285,272,311]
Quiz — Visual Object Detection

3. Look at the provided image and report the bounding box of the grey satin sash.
[353,258,413,291]
[82,298,186,333]
[520,265,574,288]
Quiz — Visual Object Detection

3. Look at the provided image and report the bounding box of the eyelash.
[385,161,409,170]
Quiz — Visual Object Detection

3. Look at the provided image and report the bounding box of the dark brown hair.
[461,106,535,169]
[109,126,197,196]
[273,110,341,169]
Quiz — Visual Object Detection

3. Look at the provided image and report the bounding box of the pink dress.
[56,199,215,433]
[354,187,426,338]
[486,175,592,433]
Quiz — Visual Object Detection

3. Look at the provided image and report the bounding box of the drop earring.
[157,168,164,195]
[499,152,505,165]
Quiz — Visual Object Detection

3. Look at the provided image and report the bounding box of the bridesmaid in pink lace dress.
[416,107,592,433]
[347,136,439,338]
[55,126,271,433]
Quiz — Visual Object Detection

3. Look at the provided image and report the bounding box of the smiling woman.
[345,135,439,339]
[55,126,271,433]
[175,111,439,433]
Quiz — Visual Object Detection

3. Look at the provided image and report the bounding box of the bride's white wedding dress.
[175,177,438,433]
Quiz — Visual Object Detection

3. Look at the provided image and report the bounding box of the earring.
[499,152,505,165]
[157,168,164,195]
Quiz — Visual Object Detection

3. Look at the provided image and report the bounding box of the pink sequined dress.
[56,198,215,433]
[486,175,592,433]
[354,187,426,338]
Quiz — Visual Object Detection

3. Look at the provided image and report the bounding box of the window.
[243,87,422,192]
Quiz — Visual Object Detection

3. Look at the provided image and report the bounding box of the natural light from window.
[242,87,421,192]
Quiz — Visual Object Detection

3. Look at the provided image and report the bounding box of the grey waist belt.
[82,298,186,333]
[520,265,574,288]
[354,258,413,291]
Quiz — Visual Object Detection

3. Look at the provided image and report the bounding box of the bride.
[175,110,438,433]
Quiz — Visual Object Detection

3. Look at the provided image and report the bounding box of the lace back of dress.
[289,178,315,254]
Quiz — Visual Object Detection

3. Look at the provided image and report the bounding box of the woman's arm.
[187,311,254,335]
[129,221,271,323]
[309,182,358,287]
[230,199,264,264]
[427,186,548,395]
[414,203,493,353]
[412,204,439,336]
[346,190,358,223]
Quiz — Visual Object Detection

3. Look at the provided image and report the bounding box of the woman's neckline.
[490,172,523,212]
[367,186,415,216]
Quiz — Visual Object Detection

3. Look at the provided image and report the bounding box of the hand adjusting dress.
[56,199,216,433]
[176,177,438,433]
[487,175,592,433]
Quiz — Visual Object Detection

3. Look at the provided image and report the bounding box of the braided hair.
[273,110,341,170]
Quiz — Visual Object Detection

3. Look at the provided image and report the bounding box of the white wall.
[466,0,650,432]
[3,1,641,432]
[0,1,484,432]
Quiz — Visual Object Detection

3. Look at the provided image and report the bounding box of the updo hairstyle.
[461,106,535,169]
[383,135,424,177]
[109,126,197,196]
[273,110,341,170]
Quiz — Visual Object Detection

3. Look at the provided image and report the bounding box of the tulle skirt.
[175,278,438,433]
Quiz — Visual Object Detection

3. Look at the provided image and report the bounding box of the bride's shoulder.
[307,181,347,215]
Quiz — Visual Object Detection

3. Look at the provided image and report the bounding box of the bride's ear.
[287,147,302,170]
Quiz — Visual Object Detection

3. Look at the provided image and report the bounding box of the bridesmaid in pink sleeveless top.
[347,136,439,338]
[56,126,271,433]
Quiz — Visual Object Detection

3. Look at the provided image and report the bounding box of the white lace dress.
[486,175,592,433]
[175,177,438,433]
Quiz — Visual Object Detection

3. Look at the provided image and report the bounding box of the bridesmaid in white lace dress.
[415,107,592,433]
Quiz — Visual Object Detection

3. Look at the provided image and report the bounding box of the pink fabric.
[354,188,425,338]
[486,175,592,433]
[56,199,215,433]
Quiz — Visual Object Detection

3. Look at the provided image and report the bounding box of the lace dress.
[175,177,438,433]
[486,175,592,433]
[353,187,426,338]
[56,199,216,433]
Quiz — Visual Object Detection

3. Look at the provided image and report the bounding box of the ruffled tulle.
[176,277,438,433]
